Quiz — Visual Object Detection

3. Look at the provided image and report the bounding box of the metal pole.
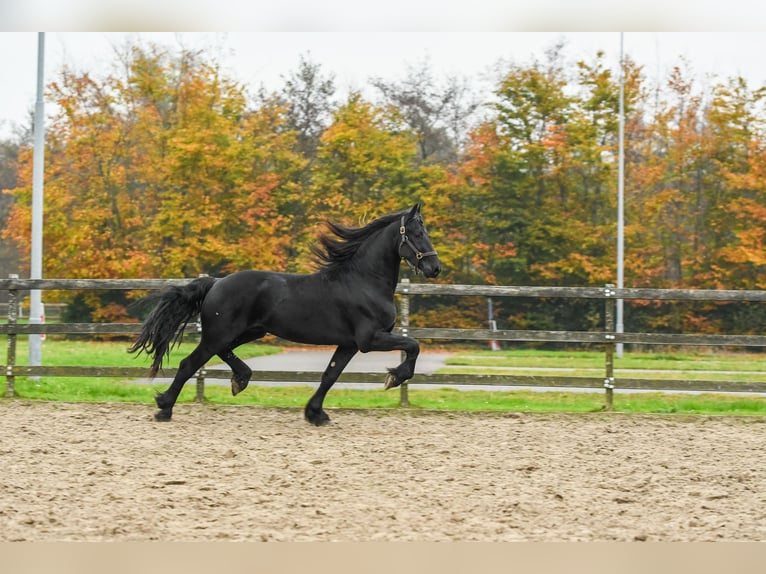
[29,32,45,371]
[616,31,625,358]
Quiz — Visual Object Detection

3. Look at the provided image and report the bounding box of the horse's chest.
[355,291,397,326]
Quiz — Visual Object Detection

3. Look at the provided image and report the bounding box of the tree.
[0,138,22,282]
[308,93,425,217]
[702,76,766,289]
[445,46,629,331]
[278,53,336,159]
[371,58,480,165]
[469,43,578,286]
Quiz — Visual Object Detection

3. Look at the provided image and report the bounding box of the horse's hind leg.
[218,350,253,396]
[305,345,357,426]
[155,344,215,421]
[218,328,266,396]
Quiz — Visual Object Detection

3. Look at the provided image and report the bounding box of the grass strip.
[7,378,766,417]
[445,349,766,372]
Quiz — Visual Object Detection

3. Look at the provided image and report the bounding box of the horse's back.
[211,269,293,292]
[200,270,287,325]
[200,268,394,347]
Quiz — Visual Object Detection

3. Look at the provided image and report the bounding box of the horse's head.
[398,204,441,278]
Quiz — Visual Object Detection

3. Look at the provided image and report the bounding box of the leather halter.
[398,215,438,273]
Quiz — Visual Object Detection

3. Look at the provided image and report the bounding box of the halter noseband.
[399,215,438,273]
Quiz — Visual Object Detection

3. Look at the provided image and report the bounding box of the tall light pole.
[29,32,45,369]
[616,32,625,358]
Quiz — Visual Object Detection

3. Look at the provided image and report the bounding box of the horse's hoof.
[231,377,249,396]
[304,407,331,426]
[155,392,173,410]
[384,372,400,390]
[154,408,173,422]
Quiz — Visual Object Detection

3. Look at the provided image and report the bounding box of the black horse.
[129,204,441,425]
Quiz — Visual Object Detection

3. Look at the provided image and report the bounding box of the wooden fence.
[2,276,766,409]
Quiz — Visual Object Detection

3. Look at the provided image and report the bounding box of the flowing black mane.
[311,210,406,273]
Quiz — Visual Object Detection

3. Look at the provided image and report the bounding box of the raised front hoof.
[154,408,173,422]
[304,405,331,426]
[230,376,250,396]
[384,371,402,390]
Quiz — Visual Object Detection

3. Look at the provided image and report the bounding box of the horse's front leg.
[364,331,420,390]
[305,345,358,426]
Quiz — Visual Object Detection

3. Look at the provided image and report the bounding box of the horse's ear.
[408,203,421,219]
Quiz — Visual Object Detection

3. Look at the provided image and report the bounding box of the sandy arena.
[0,400,764,541]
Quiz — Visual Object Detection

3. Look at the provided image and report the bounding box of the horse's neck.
[354,226,401,293]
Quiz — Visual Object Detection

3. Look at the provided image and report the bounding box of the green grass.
[8,379,766,417]
[437,366,766,382]
[4,338,282,402]
[8,338,280,368]
[444,348,766,372]
[2,340,766,416]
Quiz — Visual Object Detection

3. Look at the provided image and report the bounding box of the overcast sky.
[3,22,766,139]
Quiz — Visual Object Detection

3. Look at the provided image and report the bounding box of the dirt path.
[1,400,764,541]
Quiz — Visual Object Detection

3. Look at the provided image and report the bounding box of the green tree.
[308,93,425,219]
[465,44,578,286]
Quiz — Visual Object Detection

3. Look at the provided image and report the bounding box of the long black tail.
[129,277,217,377]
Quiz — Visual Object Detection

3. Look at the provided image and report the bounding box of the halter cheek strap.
[399,216,438,272]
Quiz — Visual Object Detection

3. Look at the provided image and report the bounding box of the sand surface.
[1,400,764,541]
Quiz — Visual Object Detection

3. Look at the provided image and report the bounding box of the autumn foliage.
[3,42,766,334]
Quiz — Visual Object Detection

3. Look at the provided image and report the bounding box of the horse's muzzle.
[422,259,441,278]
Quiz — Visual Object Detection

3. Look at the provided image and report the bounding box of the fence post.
[399,278,410,408]
[603,283,616,411]
[195,368,206,403]
[5,274,19,398]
